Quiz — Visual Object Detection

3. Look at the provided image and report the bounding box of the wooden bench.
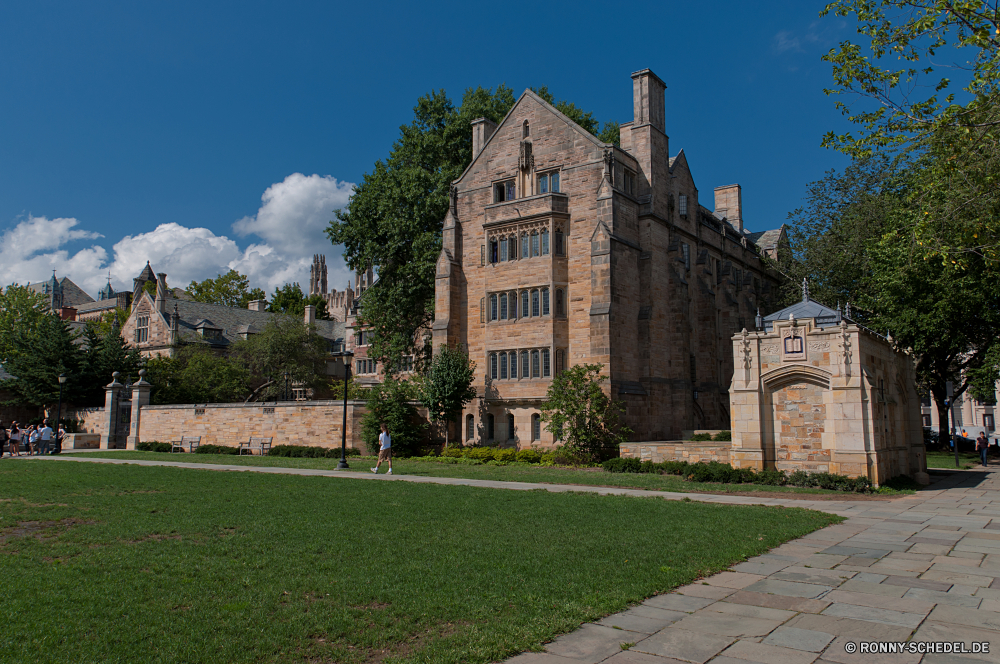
[171,436,201,453]
[238,437,273,456]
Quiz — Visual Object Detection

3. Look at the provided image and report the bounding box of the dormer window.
[494,180,516,203]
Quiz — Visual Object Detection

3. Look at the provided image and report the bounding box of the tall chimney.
[304,304,316,326]
[471,118,498,159]
[631,69,666,133]
[155,273,168,313]
[247,299,267,312]
[714,184,743,232]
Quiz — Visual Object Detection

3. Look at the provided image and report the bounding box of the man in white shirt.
[38,420,53,455]
[371,423,393,475]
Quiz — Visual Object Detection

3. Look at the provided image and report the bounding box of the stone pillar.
[126,369,151,450]
[99,373,123,450]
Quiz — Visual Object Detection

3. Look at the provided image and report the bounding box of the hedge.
[136,442,172,453]
[267,445,362,458]
[601,457,875,492]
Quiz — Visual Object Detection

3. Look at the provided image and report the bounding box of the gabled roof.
[748,226,785,250]
[136,261,155,282]
[762,282,843,332]
[27,276,95,308]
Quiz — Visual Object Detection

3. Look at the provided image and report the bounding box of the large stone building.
[433,68,784,446]
[729,288,928,484]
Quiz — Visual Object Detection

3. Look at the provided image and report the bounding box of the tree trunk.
[933,395,950,450]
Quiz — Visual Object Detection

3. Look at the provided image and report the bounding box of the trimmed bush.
[137,442,172,453]
[712,430,732,441]
[515,449,542,464]
[267,445,360,458]
[195,444,239,455]
[689,433,713,441]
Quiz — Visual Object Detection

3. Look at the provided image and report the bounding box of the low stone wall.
[619,442,732,464]
[135,401,370,449]
[65,407,105,435]
[66,433,100,449]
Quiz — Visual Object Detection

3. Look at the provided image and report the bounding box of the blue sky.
[0,0,853,297]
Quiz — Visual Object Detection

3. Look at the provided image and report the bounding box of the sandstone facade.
[434,68,783,447]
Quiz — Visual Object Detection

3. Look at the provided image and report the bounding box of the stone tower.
[310,254,328,296]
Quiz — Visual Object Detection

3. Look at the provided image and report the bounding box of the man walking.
[371,423,393,475]
[977,431,989,467]
[38,420,53,456]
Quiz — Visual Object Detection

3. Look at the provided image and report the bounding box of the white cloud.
[0,173,356,301]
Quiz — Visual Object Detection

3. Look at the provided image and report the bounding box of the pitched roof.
[165,298,345,349]
[27,276,95,308]
[762,294,842,332]
[748,227,785,250]
[136,261,156,282]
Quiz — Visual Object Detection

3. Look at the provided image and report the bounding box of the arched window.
[555,288,564,316]
[499,293,508,320]
[540,229,549,255]
[466,414,474,441]
[508,236,517,260]
[499,353,508,379]
[542,349,551,377]
[541,288,549,316]
[487,413,495,441]
[521,233,529,259]
[490,294,498,321]
[499,237,508,262]
[531,350,540,378]
[507,414,515,440]
[555,349,564,375]
[521,291,529,318]
[531,414,541,441]
[490,353,498,380]
[480,297,485,324]
[509,351,518,379]
[531,231,539,257]
[555,230,565,256]
[509,291,518,318]
[522,120,529,138]
[490,239,498,264]
[531,290,540,317]
[521,351,529,379]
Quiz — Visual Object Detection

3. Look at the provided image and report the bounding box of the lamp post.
[54,373,67,455]
[283,371,290,401]
[335,350,354,469]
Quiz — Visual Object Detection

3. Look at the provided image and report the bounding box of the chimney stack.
[714,184,743,232]
[155,273,168,313]
[247,299,267,312]
[471,117,498,159]
[631,69,666,133]
[304,304,316,326]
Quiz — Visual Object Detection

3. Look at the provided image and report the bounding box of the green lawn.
[0,460,840,663]
[926,449,991,469]
[79,451,886,497]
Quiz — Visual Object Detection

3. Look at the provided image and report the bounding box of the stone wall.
[135,401,369,449]
[620,442,731,464]
[66,407,106,435]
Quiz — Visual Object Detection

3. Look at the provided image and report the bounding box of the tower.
[309,254,328,296]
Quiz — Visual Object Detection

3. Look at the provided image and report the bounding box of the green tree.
[359,375,426,456]
[79,324,144,403]
[85,307,131,339]
[188,269,266,308]
[0,284,50,366]
[267,282,328,319]
[541,364,632,462]
[0,314,86,407]
[821,0,1000,268]
[421,345,477,446]
[145,346,249,405]
[230,315,330,401]
[327,84,619,367]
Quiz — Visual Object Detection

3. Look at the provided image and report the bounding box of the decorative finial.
[801,278,809,302]
[845,302,852,319]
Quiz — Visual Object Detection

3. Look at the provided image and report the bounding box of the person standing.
[27,425,40,455]
[38,420,53,456]
[977,432,989,467]
[9,423,20,457]
[371,423,393,475]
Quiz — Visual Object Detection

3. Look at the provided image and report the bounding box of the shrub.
[712,430,732,441]
[360,375,427,456]
[267,444,356,458]
[465,447,497,462]
[689,433,713,441]
[137,441,172,453]
[195,444,239,455]
[539,452,558,466]
[440,447,464,458]
[493,449,517,464]
[515,449,542,464]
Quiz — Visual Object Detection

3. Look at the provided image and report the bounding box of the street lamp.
[334,350,354,469]
[283,371,291,401]
[54,373,67,455]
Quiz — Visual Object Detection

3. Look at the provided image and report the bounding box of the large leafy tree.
[79,324,144,403]
[327,84,619,367]
[267,282,328,319]
[188,270,266,308]
[145,346,250,405]
[0,314,86,407]
[541,364,632,462]
[821,0,1000,269]
[359,375,425,456]
[0,284,50,366]
[420,345,477,446]
[230,315,331,401]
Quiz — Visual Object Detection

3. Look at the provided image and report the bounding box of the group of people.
[0,420,63,457]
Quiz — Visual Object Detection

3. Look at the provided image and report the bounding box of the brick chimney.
[304,304,316,326]
[471,117,497,159]
[714,184,743,232]
[247,299,267,312]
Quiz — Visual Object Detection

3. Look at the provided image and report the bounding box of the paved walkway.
[20,455,1000,663]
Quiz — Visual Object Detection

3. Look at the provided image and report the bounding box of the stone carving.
[841,320,853,378]
[603,149,616,186]
[760,345,778,354]
[519,140,534,172]
[809,341,831,351]
[741,329,753,382]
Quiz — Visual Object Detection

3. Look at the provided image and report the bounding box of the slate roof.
[762,292,843,332]
[27,276,95,308]
[165,298,345,349]
[747,226,785,250]
[75,299,119,314]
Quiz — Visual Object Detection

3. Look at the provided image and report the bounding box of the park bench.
[171,436,201,453]
[238,436,273,456]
